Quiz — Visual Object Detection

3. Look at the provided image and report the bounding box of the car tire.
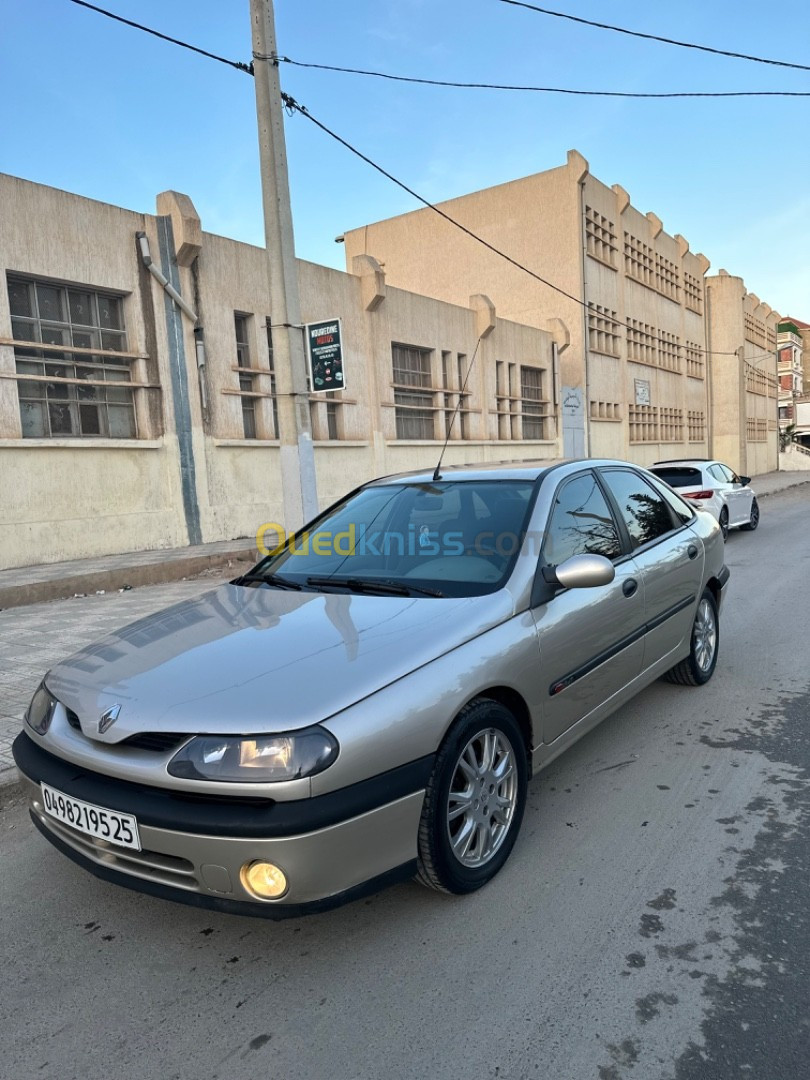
[739,497,760,531]
[665,589,719,687]
[719,507,729,542]
[416,699,528,894]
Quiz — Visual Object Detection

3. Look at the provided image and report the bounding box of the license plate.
[40,783,141,851]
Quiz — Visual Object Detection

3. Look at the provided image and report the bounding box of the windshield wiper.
[306,576,444,598]
[232,573,303,591]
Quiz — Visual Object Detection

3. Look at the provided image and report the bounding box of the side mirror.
[545,553,616,590]
[739,475,751,486]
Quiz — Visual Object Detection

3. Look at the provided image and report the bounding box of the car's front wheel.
[739,497,760,531]
[417,699,528,894]
[665,589,719,686]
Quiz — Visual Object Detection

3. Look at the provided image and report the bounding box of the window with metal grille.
[234,313,257,439]
[265,321,279,439]
[392,343,435,439]
[588,304,621,357]
[8,275,136,439]
[520,366,546,440]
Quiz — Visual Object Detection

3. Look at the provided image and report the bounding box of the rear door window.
[601,469,679,549]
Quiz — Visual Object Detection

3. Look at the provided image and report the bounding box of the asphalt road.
[1,489,808,1080]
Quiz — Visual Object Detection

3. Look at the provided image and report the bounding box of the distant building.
[343,149,779,475]
[779,317,810,447]
[0,173,564,569]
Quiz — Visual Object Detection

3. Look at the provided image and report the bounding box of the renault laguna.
[13,459,729,917]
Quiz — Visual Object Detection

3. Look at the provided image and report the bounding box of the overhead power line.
[274,55,810,98]
[62,0,784,356]
[497,0,810,74]
[66,0,252,73]
[276,87,588,310]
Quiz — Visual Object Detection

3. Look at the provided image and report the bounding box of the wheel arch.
[459,686,535,777]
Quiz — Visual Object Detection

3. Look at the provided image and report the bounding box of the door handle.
[623,578,638,597]
[687,544,698,560]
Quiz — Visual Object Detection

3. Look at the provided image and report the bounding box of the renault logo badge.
[98,704,121,734]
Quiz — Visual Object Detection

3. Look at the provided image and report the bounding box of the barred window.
[265,321,279,438]
[520,365,546,440]
[629,405,658,443]
[746,417,768,442]
[624,234,655,288]
[687,410,706,442]
[440,351,470,438]
[392,343,435,439]
[654,253,680,301]
[685,341,704,379]
[626,318,656,365]
[585,207,617,266]
[684,272,703,313]
[590,400,621,421]
[234,314,257,439]
[495,361,548,440]
[744,313,767,348]
[588,304,621,356]
[657,331,681,372]
[8,275,136,439]
[659,407,683,442]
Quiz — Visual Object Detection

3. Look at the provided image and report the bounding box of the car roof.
[368,458,654,486]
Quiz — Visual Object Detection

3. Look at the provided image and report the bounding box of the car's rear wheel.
[416,699,528,894]
[739,497,760,531]
[719,507,729,541]
[665,589,719,686]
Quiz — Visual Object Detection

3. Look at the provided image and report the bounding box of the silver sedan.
[14,459,729,917]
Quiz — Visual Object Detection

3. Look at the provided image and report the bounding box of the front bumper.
[13,732,429,918]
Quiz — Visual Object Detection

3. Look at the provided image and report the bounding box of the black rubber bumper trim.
[30,811,417,920]
[717,565,731,589]
[13,732,433,838]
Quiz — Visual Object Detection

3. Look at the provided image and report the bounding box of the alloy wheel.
[446,728,518,868]
[693,597,717,673]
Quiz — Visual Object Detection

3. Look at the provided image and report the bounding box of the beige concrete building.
[343,149,780,475]
[705,272,779,476]
[0,173,565,569]
[343,149,713,467]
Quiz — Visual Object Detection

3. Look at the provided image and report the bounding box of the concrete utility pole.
[249,0,318,531]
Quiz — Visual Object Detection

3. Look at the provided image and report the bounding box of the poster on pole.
[305,318,346,392]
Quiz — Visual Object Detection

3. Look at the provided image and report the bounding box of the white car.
[649,459,759,540]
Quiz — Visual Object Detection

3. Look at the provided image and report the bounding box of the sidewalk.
[0,537,258,611]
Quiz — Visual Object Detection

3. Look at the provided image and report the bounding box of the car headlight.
[167,726,339,783]
[26,682,57,736]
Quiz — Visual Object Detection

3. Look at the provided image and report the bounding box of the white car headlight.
[167,726,339,783]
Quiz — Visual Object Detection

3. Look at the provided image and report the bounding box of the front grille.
[63,707,188,753]
[123,732,190,753]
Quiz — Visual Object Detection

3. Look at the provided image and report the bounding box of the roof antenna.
[433,333,484,482]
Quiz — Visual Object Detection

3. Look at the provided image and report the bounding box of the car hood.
[45,584,514,739]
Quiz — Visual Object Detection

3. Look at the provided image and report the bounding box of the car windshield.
[650,466,704,488]
[245,479,537,598]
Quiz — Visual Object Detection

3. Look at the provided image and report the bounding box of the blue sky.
[2,1,809,316]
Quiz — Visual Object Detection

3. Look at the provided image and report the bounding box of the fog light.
[241,860,288,900]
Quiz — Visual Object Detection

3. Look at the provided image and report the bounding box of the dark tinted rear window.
[650,467,702,488]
